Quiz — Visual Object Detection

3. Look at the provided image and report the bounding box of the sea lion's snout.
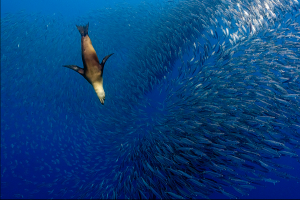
[99,97,105,105]
[93,85,105,105]
[97,92,105,105]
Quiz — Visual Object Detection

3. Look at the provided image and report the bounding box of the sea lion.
[63,23,113,105]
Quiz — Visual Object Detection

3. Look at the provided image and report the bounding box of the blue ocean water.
[1,0,300,199]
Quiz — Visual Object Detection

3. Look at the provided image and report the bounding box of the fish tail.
[76,23,89,36]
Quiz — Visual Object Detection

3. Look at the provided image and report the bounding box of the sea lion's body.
[63,23,113,104]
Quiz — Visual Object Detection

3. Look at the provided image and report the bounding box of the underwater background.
[1,0,300,199]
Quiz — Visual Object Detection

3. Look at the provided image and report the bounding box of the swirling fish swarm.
[1,0,300,199]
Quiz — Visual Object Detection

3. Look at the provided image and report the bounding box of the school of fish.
[1,0,300,199]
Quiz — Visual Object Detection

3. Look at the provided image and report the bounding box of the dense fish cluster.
[1,0,300,199]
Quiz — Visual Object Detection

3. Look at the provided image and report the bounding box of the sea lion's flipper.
[101,53,114,66]
[76,23,89,36]
[63,65,84,76]
[98,53,114,71]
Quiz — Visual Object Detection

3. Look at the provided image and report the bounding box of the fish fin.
[76,23,89,36]
[63,65,84,76]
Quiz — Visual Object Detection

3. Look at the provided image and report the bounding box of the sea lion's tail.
[76,23,89,36]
